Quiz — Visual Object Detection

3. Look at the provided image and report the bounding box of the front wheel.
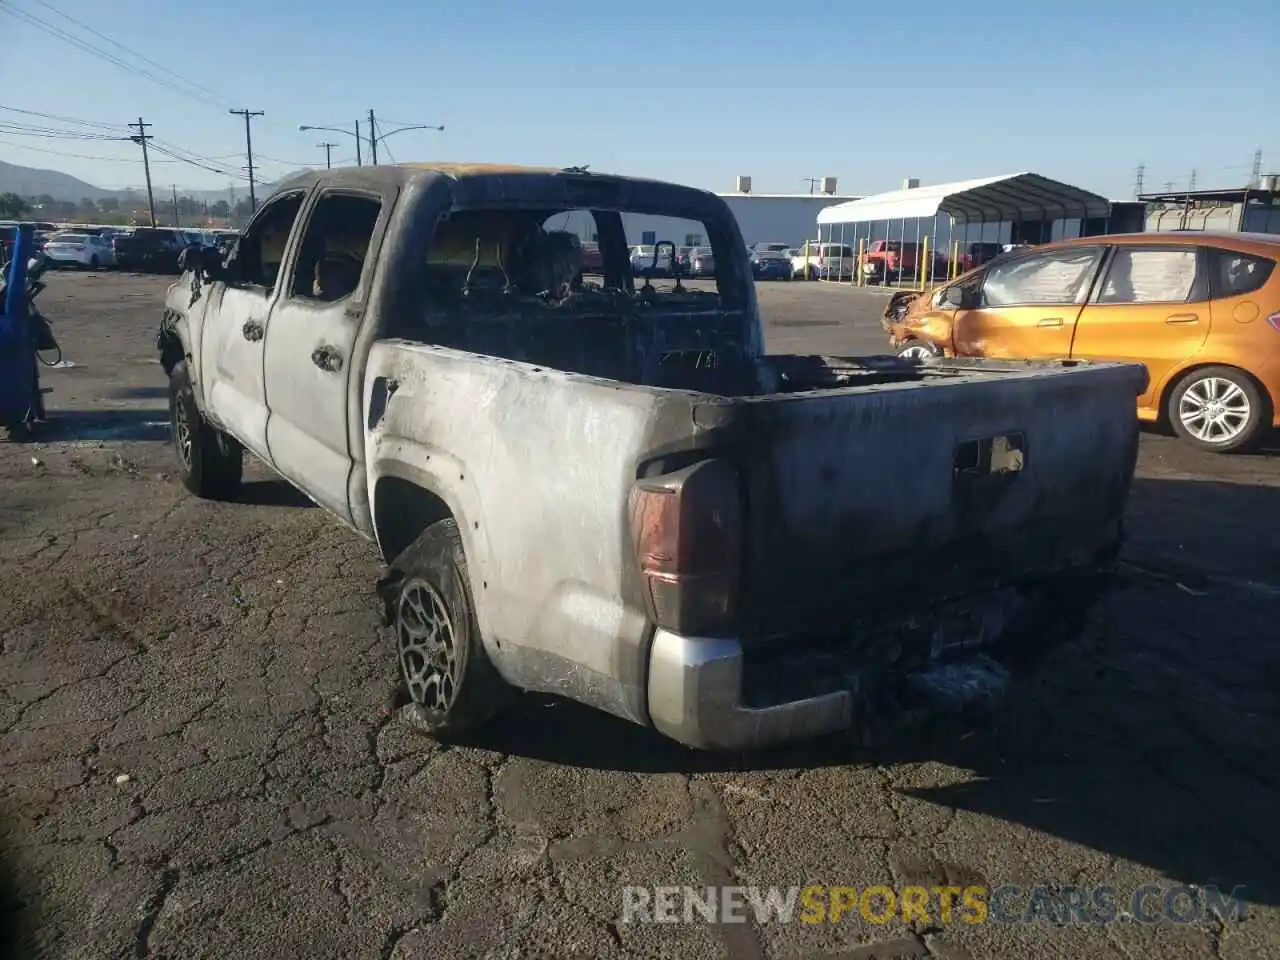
[897,340,942,361]
[168,364,244,498]
[384,519,513,738]
[1167,366,1269,453]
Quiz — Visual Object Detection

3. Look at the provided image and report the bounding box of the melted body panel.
[164,164,1149,749]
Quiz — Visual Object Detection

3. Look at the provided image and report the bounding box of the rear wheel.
[384,519,514,738]
[168,364,243,498]
[1167,366,1268,453]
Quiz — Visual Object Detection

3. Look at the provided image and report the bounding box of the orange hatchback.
[884,232,1280,452]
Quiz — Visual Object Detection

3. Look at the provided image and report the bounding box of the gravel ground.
[1,271,1277,960]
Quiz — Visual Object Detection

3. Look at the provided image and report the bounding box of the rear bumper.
[647,556,1120,751]
[648,631,852,750]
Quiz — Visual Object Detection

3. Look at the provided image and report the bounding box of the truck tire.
[385,519,513,738]
[168,363,243,499]
[1167,366,1269,453]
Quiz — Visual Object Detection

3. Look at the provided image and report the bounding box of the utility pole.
[354,119,362,167]
[230,108,265,209]
[1250,148,1263,188]
[318,142,337,169]
[1134,163,1145,198]
[172,184,180,227]
[128,117,157,227]
[368,109,378,165]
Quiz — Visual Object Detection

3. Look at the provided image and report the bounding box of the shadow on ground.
[0,808,38,960]
[236,479,316,508]
[22,409,169,443]
[455,476,1280,905]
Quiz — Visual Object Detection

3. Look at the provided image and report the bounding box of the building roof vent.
[820,177,838,195]
[903,177,921,190]
[735,175,752,194]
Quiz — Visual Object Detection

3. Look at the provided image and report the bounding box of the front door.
[202,190,307,460]
[263,190,387,523]
[1070,244,1211,411]
[953,245,1106,359]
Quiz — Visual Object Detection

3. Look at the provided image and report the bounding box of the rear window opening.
[406,203,758,391]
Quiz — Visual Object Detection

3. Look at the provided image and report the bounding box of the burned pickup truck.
[158,163,1145,750]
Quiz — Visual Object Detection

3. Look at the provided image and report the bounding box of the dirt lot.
[1,272,1278,960]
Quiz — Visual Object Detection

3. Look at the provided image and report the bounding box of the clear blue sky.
[1,0,1276,199]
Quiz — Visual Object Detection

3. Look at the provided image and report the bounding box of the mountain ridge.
[0,157,292,204]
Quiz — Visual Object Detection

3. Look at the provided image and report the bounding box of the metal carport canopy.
[814,172,1112,225]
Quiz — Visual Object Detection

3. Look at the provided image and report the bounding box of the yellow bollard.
[803,239,811,280]
[919,235,930,292]
[856,238,865,287]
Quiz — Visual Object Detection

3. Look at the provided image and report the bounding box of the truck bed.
[363,340,1144,735]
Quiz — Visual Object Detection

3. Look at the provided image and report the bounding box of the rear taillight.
[628,458,742,636]
[1267,312,1280,333]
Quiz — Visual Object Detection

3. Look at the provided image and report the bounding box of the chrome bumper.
[646,630,852,750]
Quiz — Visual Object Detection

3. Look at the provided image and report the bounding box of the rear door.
[1069,244,1210,410]
[262,188,390,522]
[954,245,1105,359]
[202,189,308,459]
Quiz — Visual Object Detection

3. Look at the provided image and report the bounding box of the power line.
[0,104,125,132]
[0,136,172,163]
[129,118,157,228]
[24,0,228,107]
[0,5,224,111]
[230,109,265,208]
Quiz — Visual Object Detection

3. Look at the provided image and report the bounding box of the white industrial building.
[550,176,859,250]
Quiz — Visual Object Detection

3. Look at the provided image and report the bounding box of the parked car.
[630,244,673,277]
[750,249,792,280]
[42,231,116,269]
[160,162,1144,751]
[791,242,855,280]
[882,232,1280,452]
[112,228,186,273]
[688,247,715,277]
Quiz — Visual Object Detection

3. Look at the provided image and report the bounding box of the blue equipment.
[0,223,50,439]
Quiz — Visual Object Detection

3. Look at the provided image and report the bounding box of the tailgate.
[733,360,1144,642]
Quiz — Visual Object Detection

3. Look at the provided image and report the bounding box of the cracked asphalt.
[1,272,1278,960]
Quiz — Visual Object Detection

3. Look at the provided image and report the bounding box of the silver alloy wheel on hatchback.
[1177,375,1252,445]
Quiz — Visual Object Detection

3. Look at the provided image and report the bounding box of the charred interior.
[381,198,1056,397]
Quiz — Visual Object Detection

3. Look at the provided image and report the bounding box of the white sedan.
[43,231,116,270]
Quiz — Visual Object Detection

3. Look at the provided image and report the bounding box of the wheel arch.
[1157,360,1274,428]
[373,475,457,566]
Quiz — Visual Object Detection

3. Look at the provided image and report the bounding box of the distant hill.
[0,158,120,202]
[0,158,295,204]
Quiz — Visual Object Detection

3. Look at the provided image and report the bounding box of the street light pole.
[299,123,367,167]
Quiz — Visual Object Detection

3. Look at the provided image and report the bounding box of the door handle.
[241,319,264,342]
[1037,317,1064,327]
[1166,313,1199,324]
[311,345,343,373]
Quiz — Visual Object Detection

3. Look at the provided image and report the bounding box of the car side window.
[289,193,383,304]
[1096,248,1201,305]
[232,191,306,293]
[982,247,1102,307]
[1209,249,1276,298]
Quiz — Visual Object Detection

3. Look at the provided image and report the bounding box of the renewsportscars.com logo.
[620,884,1248,926]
